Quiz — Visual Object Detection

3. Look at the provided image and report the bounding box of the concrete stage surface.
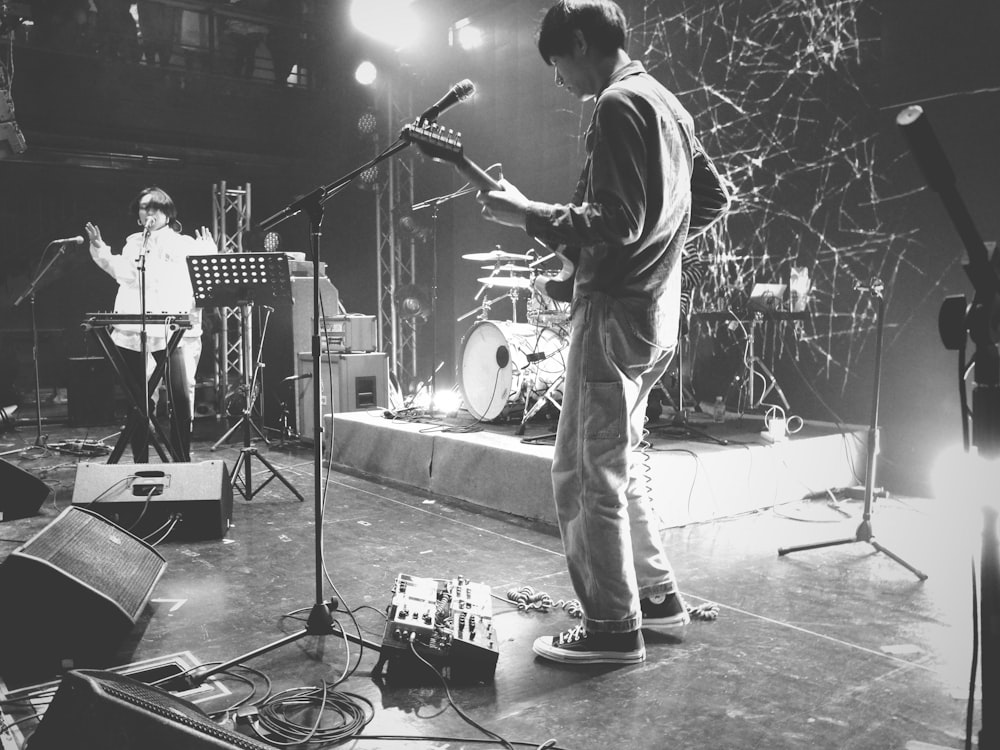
[328,409,869,527]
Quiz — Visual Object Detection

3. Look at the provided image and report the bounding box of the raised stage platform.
[328,409,869,529]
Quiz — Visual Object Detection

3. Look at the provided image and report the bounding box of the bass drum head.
[458,321,521,420]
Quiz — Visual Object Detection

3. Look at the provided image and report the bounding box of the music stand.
[187,252,303,503]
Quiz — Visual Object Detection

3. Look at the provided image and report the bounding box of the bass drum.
[458,320,566,421]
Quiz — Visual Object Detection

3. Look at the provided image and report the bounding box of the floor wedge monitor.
[71,460,233,541]
[0,456,51,521]
[0,507,166,685]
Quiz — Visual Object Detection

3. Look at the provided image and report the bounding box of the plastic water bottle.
[712,396,725,422]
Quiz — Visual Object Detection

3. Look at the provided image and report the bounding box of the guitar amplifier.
[296,352,388,440]
[321,314,377,353]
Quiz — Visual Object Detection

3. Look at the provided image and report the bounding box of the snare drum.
[458,320,567,420]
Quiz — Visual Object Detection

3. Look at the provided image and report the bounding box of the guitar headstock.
[401,121,464,165]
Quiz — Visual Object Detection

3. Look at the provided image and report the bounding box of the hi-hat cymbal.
[478,276,532,289]
[480,263,531,273]
[463,250,532,262]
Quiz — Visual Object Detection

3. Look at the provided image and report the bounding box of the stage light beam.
[350,0,420,50]
[355,61,377,86]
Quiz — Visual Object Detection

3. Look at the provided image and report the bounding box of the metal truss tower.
[210,181,253,416]
[376,83,418,391]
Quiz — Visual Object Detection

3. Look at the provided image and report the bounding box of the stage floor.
[327,407,870,528]
[0,416,976,750]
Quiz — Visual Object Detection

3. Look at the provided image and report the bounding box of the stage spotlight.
[450,19,483,51]
[398,213,430,242]
[350,0,420,50]
[355,61,377,86]
[263,231,281,252]
[357,164,382,191]
[357,108,378,137]
[394,284,431,322]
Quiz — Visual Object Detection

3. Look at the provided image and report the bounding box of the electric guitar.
[401,121,577,302]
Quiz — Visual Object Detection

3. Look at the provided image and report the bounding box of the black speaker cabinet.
[0,456,51,521]
[27,669,274,749]
[67,356,116,427]
[0,507,166,685]
[71,460,233,541]
[295,352,389,440]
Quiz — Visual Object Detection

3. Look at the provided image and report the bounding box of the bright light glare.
[355,61,377,86]
[930,443,1000,509]
[433,389,462,415]
[456,24,483,51]
[350,0,420,49]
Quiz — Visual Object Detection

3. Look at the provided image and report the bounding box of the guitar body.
[402,122,577,301]
[401,121,732,308]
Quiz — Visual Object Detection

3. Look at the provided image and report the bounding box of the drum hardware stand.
[174,140,405,691]
[409,195,450,417]
[190,253,303,503]
[515,344,568,436]
[736,312,790,413]
[653,326,728,446]
[778,278,927,580]
[263,373,308,447]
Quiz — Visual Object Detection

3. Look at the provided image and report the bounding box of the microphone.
[51,235,85,245]
[418,79,475,123]
[143,215,155,237]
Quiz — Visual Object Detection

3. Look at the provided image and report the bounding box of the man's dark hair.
[537,0,628,63]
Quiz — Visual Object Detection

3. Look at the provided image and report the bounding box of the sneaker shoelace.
[555,624,587,645]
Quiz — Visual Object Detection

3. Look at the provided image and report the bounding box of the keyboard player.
[84,186,216,462]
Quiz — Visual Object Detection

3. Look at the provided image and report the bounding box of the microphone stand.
[9,241,73,452]
[412,193,461,416]
[897,105,1000,750]
[176,138,410,688]
[138,222,154,460]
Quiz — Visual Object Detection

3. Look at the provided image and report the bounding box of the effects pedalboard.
[374,574,499,682]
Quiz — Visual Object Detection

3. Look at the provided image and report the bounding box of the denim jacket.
[525,61,694,349]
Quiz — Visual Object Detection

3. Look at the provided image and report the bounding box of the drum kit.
[456,248,571,426]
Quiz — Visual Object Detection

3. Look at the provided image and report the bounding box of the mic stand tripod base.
[231,445,305,503]
[175,599,383,690]
[777,517,928,580]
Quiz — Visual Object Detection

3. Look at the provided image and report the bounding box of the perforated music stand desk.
[187,252,292,310]
[187,252,302,502]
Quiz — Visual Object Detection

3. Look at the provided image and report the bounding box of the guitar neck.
[456,156,502,192]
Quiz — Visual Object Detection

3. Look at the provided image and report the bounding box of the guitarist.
[478,0,697,665]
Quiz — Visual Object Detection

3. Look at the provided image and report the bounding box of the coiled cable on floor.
[504,586,582,618]
[251,681,374,746]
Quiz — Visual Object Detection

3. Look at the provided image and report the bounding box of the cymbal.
[478,276,532,289]
[480,264,531,273]
[463,250,532,262]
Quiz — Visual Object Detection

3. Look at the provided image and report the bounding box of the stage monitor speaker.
[0,507,166,686]
[0,456,51,521]
[71,460,233,541]
[295,352,388,440]
[27,669,274,749]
